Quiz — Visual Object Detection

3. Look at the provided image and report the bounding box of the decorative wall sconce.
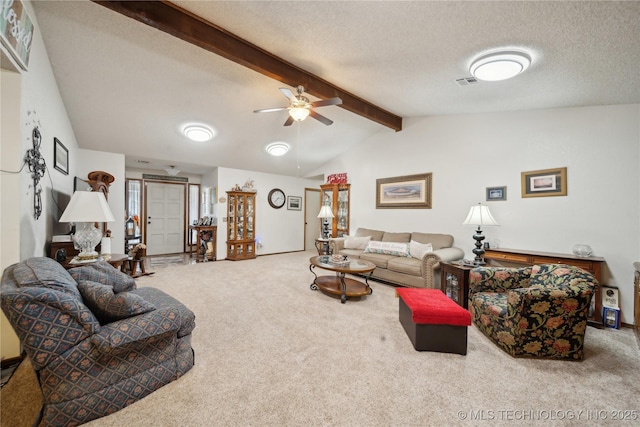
[25,126,46,219]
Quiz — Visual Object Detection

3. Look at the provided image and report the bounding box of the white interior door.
[146,182,185,255]
[305,188,321,251]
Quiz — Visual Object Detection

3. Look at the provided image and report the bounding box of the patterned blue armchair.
[1,257,195,426]
[468,264,597,360]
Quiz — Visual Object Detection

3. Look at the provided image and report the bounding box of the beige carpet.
[2,251,639,426]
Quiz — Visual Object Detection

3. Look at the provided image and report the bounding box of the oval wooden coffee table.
[309,255,376,303]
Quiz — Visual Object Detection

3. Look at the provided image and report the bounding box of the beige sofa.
[329,227,464,289]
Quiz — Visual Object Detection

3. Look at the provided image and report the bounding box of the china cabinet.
[320,183,350,238]
[226,191,256,260]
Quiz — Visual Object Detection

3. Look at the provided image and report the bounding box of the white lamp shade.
[462,204,499,226]
[60,191,116,223]
[317,205,334,219]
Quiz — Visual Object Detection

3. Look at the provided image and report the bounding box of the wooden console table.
[189,225,217,262]
[483,248,606,323]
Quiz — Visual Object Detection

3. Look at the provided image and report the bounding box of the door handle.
[147,216,151,225]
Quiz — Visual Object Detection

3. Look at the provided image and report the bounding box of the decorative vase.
[572,244,593,258]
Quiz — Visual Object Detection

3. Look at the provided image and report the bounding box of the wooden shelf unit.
[226,191,256,260]
[320,183,350,238]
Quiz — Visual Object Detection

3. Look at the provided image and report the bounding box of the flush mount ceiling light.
[266,142,290,156]
[165,165,180,176]
[470,50,531,82]
[182,124,214,142]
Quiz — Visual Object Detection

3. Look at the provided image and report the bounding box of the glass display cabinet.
[320,183,350,238]
[226,191,256,260]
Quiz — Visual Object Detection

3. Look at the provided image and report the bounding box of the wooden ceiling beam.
[92,0,402,131]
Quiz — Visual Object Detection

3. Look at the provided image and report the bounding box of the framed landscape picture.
[54,138,69,175]
[486,186,507,201]
[521,167,567,198]
[287,196,302,210]
[376,173,432,209]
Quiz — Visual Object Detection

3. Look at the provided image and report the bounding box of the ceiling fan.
[254,85,343,126]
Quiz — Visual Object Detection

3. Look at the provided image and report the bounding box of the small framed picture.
[521,167,567,198]
[54,138,69,175]
[287,196,302,211]
[486,186,507,201]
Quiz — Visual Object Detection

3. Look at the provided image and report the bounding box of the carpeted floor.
[2,251,639,426]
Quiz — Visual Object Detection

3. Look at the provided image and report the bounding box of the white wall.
[311,104,640,324]
[216,167,322,258]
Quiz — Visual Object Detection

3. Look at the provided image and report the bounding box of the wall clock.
[268,188,286,209]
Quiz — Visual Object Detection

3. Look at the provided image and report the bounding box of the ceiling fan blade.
[279,87,297,103]
[310,97,343,108]
[254,107,288,113]
[283,115,295,126]
[309,110,333,126]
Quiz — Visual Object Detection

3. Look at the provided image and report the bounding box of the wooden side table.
[314,238,331,255]
[189,225,217,262]
[440,261,474,309]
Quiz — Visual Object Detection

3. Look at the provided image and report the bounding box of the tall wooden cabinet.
[320,183,350,238]
[226,191,256,260]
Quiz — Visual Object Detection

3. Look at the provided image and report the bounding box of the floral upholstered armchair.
[1,257,195,426]
[468,264,598,360]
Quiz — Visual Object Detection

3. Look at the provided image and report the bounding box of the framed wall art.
[376,173,432,209]
[54,138,69,175]
[486,186,507,201]
[287,196,302,211]
[521,167,567,198]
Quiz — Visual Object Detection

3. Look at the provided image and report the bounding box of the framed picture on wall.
[486,186,507,201]
[521,167,567,198]
[376,173,432,209]
[54,138,69,175]
[287,196,302,211]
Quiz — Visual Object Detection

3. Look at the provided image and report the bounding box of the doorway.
[145,181,185,255]
[305,188,321,251]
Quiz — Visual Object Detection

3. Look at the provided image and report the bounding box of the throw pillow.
[78,280,155,323]
[70,261,136,293]
[409,240,433,260]
[364,241,410,257]
[344,236,371,250]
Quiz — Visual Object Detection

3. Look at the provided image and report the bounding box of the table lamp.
[462,203,499,265]
[60,191,116,260]
[317,205,334,239]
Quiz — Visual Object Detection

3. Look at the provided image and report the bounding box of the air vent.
[455,77,479,86]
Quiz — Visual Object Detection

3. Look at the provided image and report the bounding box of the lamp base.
[472,226,486,265]
[73,223,103,261]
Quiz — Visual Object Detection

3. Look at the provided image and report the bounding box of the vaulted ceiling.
[32,1,640,177]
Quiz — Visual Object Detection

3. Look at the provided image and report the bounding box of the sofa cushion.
[355,228,384,241]
[382,232,411,243]
[344,236,371,250]
[387,257,422,276]
[359,253,396,269]
[78,280,156,323]
[409,241,433,260]
[364,241,410,257]
[12,257,81,298]
[70,262,136,293]
[411,233,454,251]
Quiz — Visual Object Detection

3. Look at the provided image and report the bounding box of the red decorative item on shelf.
[327,173,347,184]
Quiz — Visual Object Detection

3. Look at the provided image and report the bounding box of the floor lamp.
[462,203,499,265]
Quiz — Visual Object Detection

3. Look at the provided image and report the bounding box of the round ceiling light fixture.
[182,124,215,142]
[266,142,290,156]
[470,50,531,82]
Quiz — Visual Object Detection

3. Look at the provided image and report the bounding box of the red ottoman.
[397,288,471,355]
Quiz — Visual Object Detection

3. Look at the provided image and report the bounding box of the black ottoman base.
[399,298,468,355]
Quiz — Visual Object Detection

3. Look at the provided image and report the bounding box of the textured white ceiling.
[32,1,640,177]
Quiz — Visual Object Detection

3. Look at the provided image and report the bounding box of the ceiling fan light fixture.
[182,124,214,142]
[470,50,531,81]
[289,107,310,122]
[266,142,289,156]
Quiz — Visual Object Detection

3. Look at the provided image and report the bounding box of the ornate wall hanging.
[25,126,46,219]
